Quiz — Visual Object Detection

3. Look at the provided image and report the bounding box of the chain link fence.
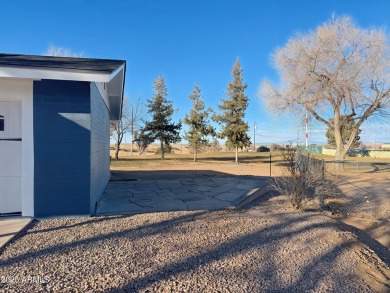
[296,156,390,222]
[323,161,390,220]
[269,151,389,248]
[267,151,389,223]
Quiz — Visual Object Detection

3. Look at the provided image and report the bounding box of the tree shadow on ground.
[0,211,208,265]
[265,175,390,263]
[103,213,389,292]
[26,215,130,235]
[323,174,390,243]
[1,207,389,292]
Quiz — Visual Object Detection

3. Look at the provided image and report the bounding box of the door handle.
[0,138,22,141]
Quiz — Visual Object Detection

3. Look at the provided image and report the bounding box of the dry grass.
[110,150,284,177]
[110,151,274,166]
[311,153,390,162]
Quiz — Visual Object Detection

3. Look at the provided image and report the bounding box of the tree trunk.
[115,143,120,160]
[194,148,197,162]
[161,141,165,159]
[235,146,238,164]
[335,143,344,161]
[333,111,344,161]
[342,127,360,159]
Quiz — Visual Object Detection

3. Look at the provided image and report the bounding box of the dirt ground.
[1,151,388,291]
[111,150,390,250]
[1,196,389,292]
[324,173,390,249]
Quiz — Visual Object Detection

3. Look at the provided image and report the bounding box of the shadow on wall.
[34,110,91,217]
[33,79,92,217]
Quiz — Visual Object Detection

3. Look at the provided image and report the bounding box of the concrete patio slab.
[96,176,269,216]
[0,217,31,250]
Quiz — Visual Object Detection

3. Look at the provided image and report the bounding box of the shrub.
[257,145,270,152]
[155,144,172,154]
[271,147,325,209]
[270,144,283,151]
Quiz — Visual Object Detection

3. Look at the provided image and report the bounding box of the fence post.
[321,159,325,180]
[269,152,272,178]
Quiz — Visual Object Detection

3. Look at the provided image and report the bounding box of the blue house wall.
[90,83,111,214]
[33,80,91,217]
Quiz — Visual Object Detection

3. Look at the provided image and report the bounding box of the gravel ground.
[1,195,389,292]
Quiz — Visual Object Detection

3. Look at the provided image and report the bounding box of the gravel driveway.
[1,195,389,292]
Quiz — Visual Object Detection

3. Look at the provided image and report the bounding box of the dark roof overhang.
[0,53,126,121]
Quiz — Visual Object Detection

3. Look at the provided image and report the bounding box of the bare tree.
[111,97,143,159]
[111,106,131,160]
[260,16,390,160]
[128,97,144,156]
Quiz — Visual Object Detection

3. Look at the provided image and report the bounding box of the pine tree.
[213,58,251,164]
[326,115,361,148]
[184,83,215,161]
[133,129,154,155]
[143,75,182,159]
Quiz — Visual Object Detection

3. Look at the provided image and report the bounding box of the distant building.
[382,144,390,150]
[0,54,125,217]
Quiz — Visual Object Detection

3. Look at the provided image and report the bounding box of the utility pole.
[253,122,256,151]
[130,105,134,156]
[305,109,308,149]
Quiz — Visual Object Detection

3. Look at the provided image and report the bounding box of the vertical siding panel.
[90,83,110,214]
[33,80,91,217]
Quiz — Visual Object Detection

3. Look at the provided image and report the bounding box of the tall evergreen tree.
[143,75,181,159]
[213,58,251,164]
[184,83,215,161]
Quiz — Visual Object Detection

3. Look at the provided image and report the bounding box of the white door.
[0,102,22,214]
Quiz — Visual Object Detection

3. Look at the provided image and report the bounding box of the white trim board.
[0,66,111,83]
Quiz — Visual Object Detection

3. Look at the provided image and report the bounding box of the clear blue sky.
[1,0,389,145]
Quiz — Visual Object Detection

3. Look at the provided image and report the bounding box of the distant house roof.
[0,53,126,120]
